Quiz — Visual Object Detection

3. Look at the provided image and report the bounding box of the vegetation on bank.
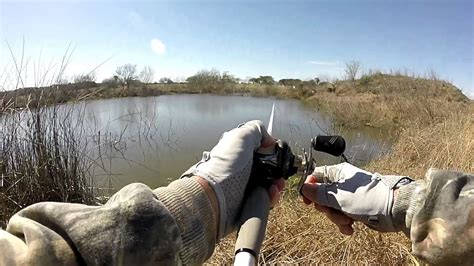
[1,64,472,264]
[209,73,473,264]
[0,95,96,227]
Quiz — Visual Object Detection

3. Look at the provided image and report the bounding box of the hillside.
[209,74,473,264]
[306,74,470,131]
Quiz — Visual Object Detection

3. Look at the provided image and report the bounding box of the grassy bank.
[208,75,473,264]
[1,73,472,264]
[208,106,472,264]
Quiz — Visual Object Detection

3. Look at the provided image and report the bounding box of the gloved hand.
[181,120,284,240]
[301,163,412,233]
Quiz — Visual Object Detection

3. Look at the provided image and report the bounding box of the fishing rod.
[233,103,347,266]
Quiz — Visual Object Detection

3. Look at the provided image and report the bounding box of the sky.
[1,0,473,98]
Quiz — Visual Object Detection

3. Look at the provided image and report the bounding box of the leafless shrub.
[74,72,96,83]
[345,60,361,81]
[115,64,138,88]
[139,66,155,85]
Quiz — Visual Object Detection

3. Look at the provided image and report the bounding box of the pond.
[72,94,390,192]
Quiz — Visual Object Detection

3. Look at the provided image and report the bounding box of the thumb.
[301,182,331,207]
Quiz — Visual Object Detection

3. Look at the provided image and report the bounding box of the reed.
[0,91,95,227]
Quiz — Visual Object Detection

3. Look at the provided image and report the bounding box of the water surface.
[75,94,389,192]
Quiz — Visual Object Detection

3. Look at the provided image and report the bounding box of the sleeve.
[0,177,217,266]
[392,169,474,265]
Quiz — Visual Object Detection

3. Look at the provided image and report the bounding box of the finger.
[305,174,318,184]
[314,203,333,214]
[302,176,316,204]
[303,196,312,205]
[338,224,354,235]
[260,134,276,148]
[268,184,281,207]
[258,121,275,148]
[325,209,353,226]
[227,120,272,152]
[301,182,327,206]
[273,178,285,192]
[316,205,355,235]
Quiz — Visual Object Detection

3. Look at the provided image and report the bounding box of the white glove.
[181,120,273,239]
[302,163,412,232]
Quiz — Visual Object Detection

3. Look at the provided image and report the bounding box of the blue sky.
[1,0,473,97]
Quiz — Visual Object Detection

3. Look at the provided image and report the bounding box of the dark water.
[73,94,390,192]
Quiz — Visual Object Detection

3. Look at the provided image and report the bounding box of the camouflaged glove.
[181,120,272,240]
[305,163,412,232]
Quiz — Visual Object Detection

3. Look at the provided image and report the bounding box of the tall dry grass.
[209,78,473,264]
[0,93,97,227]
[0,44,100,227]
[367,104,473,177]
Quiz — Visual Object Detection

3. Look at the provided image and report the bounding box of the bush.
[102,77,120,89]
[359,75,372,87]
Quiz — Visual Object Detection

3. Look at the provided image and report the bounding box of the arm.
[301,163,474,265]
[0,178,212,265]
[0,120,282,265]
[393,169,474,265]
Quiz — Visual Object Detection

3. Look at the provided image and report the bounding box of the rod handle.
[234,186,270,264]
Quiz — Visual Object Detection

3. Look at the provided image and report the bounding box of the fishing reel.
[295,135,347,194]
[250,139,298,188]
[251,135,347,192]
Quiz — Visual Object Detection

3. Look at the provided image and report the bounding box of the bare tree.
[115,64,137,88]
[345,60,361,81]
[139,66,154,85]
[74,72,96,83]
[159,77,173,84]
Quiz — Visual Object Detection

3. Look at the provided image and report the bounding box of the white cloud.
[308,60,341,67]
[150,38,166,55]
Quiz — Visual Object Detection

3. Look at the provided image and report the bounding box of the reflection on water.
[72,94,390,192]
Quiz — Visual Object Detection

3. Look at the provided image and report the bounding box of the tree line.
[72,64,340,89]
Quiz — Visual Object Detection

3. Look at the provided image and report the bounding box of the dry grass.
[209,195,415,264]
[0,93,97,227]
[367,104,474,178]
[308,91,468,131]
[209,76,472,264]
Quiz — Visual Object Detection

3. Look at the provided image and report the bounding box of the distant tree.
[186,69,220,84]
[102,77,119,89]
[139,66,154,85]
[174,76,186,83]
[301,79,317,87]
[186,69,221,92]
[186,69,237,92]
[278,78,302,86]
[221,71,238,84]
[115,64,138,88]
[159,77,174,84]
[314,77,320,85]
[345,61,361,81]
[71,72,96,89]
[74,72,96,83]
[253,76,275,85]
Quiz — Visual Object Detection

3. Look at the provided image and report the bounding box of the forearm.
[0,177,219,266]
[392,169,474,265]
[0,183,183,265]
[153,176,218,265]
[392,180,426,235]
